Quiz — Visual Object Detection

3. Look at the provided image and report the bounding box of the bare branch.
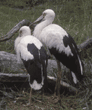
[47,76,78,93]
[78,38,92,51]
[0,19,31,42]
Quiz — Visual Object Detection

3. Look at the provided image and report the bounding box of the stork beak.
[29,15,44,27]
[33,15,44,24]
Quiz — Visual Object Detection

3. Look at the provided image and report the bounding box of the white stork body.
[35,24,73,57]
[14,26,48,104]
[32,9,83,96]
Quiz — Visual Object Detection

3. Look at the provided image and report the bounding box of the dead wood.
[47,76,78,93]
[0,73,78,93]
[78,38,92,51]
[0,51,79,93]
[0,19,31,42]
[0,51,92,87]
[0,51,25,73]
[0,73,29,82]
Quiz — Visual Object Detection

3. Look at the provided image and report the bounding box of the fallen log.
[0,51,68,74]
[0,73,29,82]
[0,51,25,73]
[0,73,78,93]
[1,50,92,94]
[0,51,92,76]
[0,51,91,94]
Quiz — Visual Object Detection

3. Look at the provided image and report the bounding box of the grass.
[0,0,92,52]
[2,90,87,110]
[0,0,92,109]
[4,88,92,110]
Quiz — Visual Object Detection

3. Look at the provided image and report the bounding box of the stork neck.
[33,20,52,39]
[19,32,31,37]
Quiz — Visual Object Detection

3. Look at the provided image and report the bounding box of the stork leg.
[23,87,32,106]
[41,87,44,101]
[54,60,61,101]
[29,87,32,105]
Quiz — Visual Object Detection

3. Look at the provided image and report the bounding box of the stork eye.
[43,13,46,17]
[20,30,22,33]
[19,30,22,37]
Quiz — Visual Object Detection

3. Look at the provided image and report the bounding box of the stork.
[14,26,48,105]
[31,9,83,100]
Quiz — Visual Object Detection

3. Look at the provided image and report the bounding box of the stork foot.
[52,94,61,104]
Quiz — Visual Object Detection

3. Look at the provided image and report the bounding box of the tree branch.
[47,76,78,93]
[0,19,31,42]
[78,38,92,51]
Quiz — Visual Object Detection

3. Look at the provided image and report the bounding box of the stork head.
[19,26,31,37]
[33,9,55,24]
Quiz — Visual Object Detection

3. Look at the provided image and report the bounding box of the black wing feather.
[49,34,83,81]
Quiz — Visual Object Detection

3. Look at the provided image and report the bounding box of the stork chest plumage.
[16,35,43,61]
[34,24,73,56]
[20,35,42,49]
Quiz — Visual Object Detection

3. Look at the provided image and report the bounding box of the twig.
[47,76,78,92]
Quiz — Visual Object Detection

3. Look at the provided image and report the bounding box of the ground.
[6,91,81,110]
[0,82,91,110]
